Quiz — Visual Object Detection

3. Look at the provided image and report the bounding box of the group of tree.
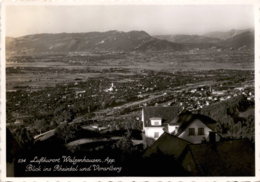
[12,127,34,148]
[54,122,81,144]
[201,95,255,142]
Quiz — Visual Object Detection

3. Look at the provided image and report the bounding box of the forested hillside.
[201,95,254,142]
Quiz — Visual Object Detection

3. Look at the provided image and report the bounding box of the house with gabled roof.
[169,110,220,144]
[143,132,191,159]
[144,132,254,176]
[178,139,254,176]
[141,106,180,147]
[142,106,220,147]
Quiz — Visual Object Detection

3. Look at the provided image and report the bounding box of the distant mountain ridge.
[217,31,254,49]
[6,30,186,54]
[154,34,221,44]
[6,29,254,54]
[204,28,253,40]
[154,28,254,50]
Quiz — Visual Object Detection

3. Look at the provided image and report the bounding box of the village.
[7,74,255,176]
[6,52,255,177]
[5,51,255,177]
[6,67,254,126]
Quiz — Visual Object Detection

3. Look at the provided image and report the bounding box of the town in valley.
[6,28,255,176]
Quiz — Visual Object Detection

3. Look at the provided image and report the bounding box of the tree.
[34,119,48,134]
[115,130,134,153]
[215,122,223,135]
[55,123,79,144]
[116,136,133,153]
[126,129,132,139]
[101,102,106,109]
[14,127,34,148]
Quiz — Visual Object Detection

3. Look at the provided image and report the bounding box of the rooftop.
[181,139,255,176]
[169,110,217,136]
[143,132,191,159]
[150,117,162,120]
[143,106,179,127]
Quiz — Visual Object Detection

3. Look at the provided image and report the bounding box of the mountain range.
[6,29,254,54]
[154,28,254,49]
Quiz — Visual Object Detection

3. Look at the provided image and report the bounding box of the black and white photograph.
[1,0,259,180]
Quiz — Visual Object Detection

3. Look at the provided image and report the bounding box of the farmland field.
[6,50,254,90]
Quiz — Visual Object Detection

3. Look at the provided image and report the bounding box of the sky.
[5,5,254,37]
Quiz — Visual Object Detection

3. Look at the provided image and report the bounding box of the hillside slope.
[216,31,254,50]
[154,29,254,50]
[6,30,186,54]
[154,34,221,44]
[204,28,253,40]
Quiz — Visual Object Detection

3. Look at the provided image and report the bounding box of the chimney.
[209,131,216,143]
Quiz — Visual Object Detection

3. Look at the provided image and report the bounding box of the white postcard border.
[1,0,260,181]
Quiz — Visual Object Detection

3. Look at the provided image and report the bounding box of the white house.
[142,106,220,147]
[142,106,180,147]
[172,112,220,144]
